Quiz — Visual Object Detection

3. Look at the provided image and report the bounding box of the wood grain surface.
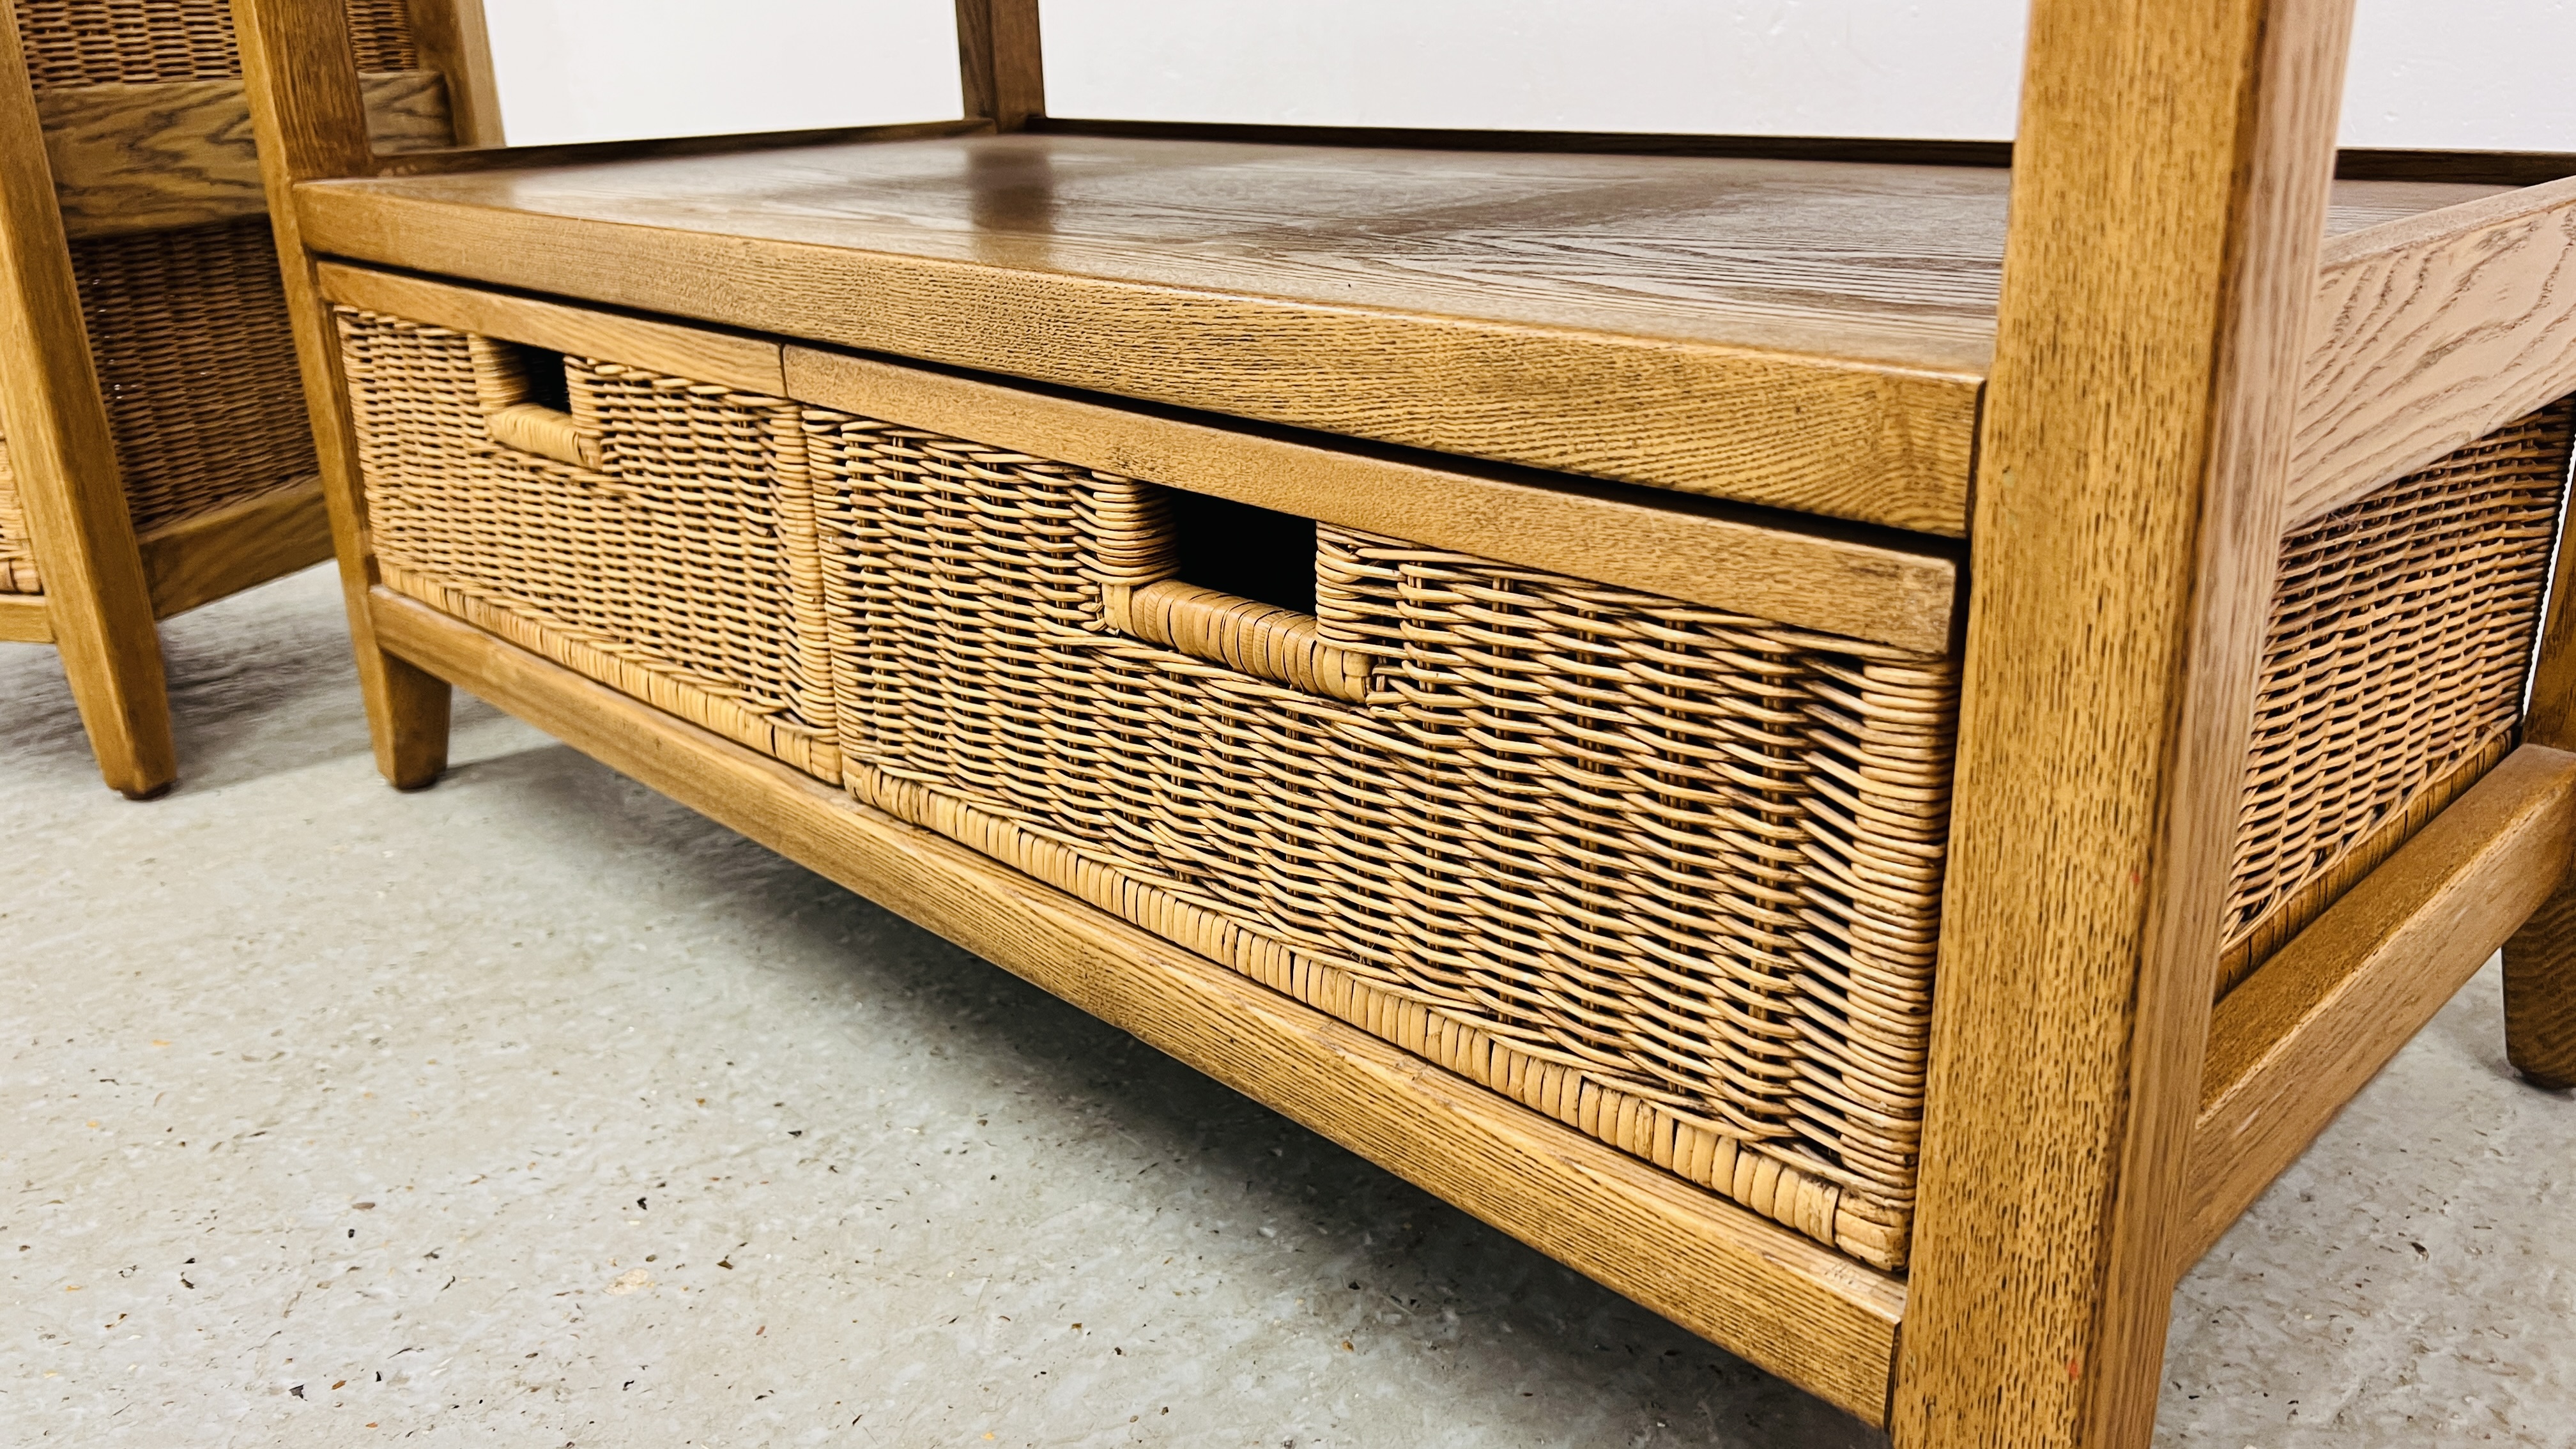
[2188,744,2576,1258]
[0,19,172,797]
[2290,176,2576,526]
[286,135,2503,537]
[291,138,1992,533]
[1894,0,2353,1445]
[233,0,450,789]
[43,70,450,240]
[369,584,1910,1423]
[137,476,330,619]
[0,592,50,643]
[785,344,1960,651]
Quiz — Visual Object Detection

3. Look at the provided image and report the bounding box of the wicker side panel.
[10,0,413,86]
[2221,401,2575,993]
[810,416,1958,1270]
[70,219,319,535]
[334,309,838,778]
[339,0,418,70]
[0,429,36,593]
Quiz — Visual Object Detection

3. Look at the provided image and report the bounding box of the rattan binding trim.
[851,762,1893,1262]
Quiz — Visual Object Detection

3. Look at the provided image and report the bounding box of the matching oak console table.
[0,0,473,795]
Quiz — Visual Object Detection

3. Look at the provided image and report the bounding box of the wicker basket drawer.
[324,272,2573,1273]
[802,413,1956,1268]
[800,388,2572,1272]
[334,305,837,779]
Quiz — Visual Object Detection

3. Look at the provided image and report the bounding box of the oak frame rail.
[2183,744,2576,1264]
[135,476,332,620]
[0,592,51,643]
[41,69,452,240]
[2292,176,2576,525]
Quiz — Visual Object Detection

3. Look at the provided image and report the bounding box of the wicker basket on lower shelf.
[334,310,839,778]
[327,296,2574,1273]
[0,219,320,594]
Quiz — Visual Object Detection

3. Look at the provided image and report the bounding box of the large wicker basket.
[0,0,418,594]
[330,298,2573,1273]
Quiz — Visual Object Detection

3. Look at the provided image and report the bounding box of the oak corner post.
[954,0,1045,133]
[231,0,451,788]
[0,15,173,797]
[1892,0,2356,1445]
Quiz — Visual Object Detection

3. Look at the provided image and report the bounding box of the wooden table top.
[297,134,2504,536]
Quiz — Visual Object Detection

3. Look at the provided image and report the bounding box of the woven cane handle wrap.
[1111,579,1372,703]
[485,402,602,470]
[465,333,603,470]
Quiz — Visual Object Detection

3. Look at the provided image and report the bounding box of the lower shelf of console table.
[316,252,2576,1425]
[365,584,1913,1421]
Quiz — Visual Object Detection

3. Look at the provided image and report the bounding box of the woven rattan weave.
[325,302,2573,1271]
[2221,401,2576,992]
[7,0,412,87]
[333,310,839,777]
[0,220,320,594]
[810,416,1958,1266]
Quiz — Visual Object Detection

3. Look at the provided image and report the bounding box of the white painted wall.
[482,0,961,147]
[481,0,2576,151]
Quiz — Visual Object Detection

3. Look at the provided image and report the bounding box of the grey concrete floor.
[4,564,2572,1448]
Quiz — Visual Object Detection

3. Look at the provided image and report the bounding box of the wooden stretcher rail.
[137,477,332,620]
[365,584,1910,1423]
[0,592,49,643]
[2181,742,2576,1267]
[42,70,451,240]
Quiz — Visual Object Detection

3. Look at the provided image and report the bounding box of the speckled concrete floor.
[4,565,2572,1448]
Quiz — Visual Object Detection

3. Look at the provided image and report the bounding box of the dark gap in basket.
[1162,486,1317,616]
[497,339,572,414]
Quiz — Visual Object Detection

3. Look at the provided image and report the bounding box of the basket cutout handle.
[467,335,602,470]
[1099,484,1370,703]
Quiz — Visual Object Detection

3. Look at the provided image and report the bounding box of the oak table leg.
[1894,0,2354,1444]
[232,0,450,788]
[2503,892,2576,1088]
[0,17,174,799]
